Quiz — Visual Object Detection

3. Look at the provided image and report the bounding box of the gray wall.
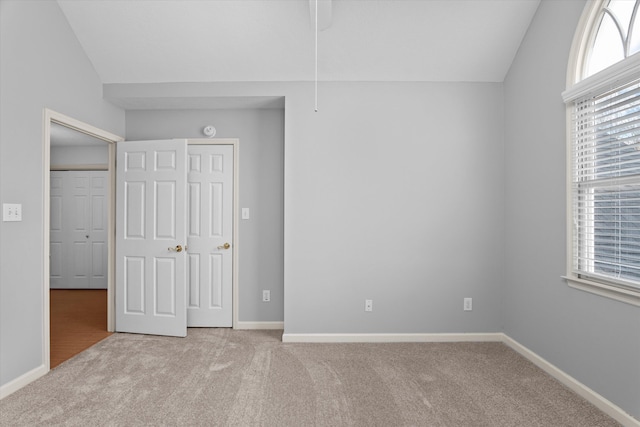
[51,145,109,166]
[503,0,640,419]
[283,82,505,334]
[0,0,124,387]
[125,109,285,322]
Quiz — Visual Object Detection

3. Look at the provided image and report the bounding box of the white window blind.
[571,76,640,291]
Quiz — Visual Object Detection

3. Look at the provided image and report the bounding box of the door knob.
[168,245,183,252]
[217,243,231,250]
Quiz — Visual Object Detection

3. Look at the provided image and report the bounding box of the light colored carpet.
[0,329,619,426]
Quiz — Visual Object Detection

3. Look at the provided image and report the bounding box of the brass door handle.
[217,243,231,250]
[168,245,183,252]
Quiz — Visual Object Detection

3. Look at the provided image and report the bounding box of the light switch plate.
[3,203,22,222]
[242,208,250,220]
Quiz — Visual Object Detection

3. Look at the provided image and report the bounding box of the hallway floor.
[50,289,111,368]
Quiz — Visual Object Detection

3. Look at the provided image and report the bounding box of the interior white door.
[67,172,92,288]
[88,173,108,288]
[50,173,65,288]
[115,139,188,337]
[50,171,108,289]
[186,145,233,327]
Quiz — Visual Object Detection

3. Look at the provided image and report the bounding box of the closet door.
[50,171,108,289]
[115,139,188,337]
[50,172,66,288]
[186,144,234,327]
[88,173,108,288]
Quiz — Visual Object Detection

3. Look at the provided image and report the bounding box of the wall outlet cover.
[3,203,22,222]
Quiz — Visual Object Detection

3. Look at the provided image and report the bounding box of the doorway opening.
[43,109,122,370]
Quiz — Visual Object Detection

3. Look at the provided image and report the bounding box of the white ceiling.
[57,0,541,84]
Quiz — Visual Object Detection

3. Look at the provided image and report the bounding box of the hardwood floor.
[50,289,112,368]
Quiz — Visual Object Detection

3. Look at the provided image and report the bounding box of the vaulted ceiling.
[57,0,541,84]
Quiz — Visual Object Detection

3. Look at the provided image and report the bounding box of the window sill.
[562,276,640,307]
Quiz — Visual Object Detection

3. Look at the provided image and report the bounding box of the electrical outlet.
[365,299,373,312]
[262,290,270,302]
[3,203,22,222]
[464,298,472,311]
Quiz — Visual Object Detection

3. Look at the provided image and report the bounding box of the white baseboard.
[235,321,284,330]
[0,364,48,400]
[281,332,503,343]
[501,334,639,427]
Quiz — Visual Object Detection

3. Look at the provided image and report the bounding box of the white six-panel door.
[50,171,108,289]
[186,145,233,327]
[116,140,187,337]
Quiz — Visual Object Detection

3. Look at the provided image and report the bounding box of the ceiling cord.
[315,0,318,112]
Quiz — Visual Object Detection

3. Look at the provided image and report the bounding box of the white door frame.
[187,139,240,328]
[43,108,122,370]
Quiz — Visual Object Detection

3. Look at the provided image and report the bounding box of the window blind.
[572,77,640,290]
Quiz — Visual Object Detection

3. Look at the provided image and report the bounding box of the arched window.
[563,0,640,306]
[584,0,639,77]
